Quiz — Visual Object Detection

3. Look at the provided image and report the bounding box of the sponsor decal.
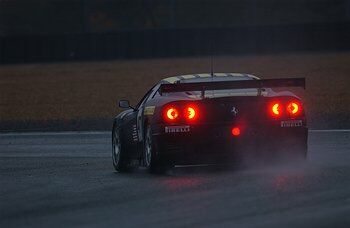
[281,120,303,127]
[144,106,155,115]
[165,125,190,133]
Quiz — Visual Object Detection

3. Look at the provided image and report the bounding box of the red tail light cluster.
[166,107,179,120]
[184,106,198,121]
[269,100,302,118]
[271,103,281,116]
[163,104,199,122]
[287,102,299,115]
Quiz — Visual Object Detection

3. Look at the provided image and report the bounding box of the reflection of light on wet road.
[272,172,306,192]
[160,176,204,191]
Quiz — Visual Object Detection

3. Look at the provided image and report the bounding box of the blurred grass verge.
[0,51,349,131]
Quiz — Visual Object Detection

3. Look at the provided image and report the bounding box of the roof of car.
[161,73,259,84]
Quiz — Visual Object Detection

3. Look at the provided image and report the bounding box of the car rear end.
[151,77,307,165]
[151,94,307,165]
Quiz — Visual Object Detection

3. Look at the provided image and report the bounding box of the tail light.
[184,105,198,121]
[163,103,200,122]
[165,107,179,121]
[269,102,282,117]
[268,99,303,118]
[286,101,301,116]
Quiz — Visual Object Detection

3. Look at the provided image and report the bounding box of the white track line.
[309,129,350,132]
[0,129,349,136]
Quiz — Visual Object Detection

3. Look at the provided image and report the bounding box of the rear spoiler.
[159,77,305,96]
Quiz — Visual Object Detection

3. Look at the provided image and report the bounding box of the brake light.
[164,103,200,122]
[231,127,240,136]
[270,102,282,117]
[268,100,302,118]
[287,101,301,116]
[184,105,198,121]
[165,107,179,120]
[272,103,280,115]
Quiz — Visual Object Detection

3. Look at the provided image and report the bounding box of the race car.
[112,73,308,173]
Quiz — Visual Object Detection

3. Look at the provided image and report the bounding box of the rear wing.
[159,77,305,97]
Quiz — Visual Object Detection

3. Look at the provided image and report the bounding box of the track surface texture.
[1,130,349,228]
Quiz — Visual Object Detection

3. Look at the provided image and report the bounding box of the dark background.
[1,0,350,63]
[0,0,349,131]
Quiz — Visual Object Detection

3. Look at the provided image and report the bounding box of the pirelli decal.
[144,106,155,115]
[165,125,190,133]
[281,120,303,127]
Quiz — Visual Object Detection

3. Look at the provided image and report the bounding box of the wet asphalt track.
[0,130,350,228]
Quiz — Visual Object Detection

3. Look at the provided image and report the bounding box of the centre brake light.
[231,127,240,136]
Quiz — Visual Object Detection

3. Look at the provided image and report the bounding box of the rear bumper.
[152,121,308,165]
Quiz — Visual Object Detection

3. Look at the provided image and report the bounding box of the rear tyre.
[144,124,169,174]
[112,126,132,172]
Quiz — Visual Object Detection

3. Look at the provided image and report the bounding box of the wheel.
[112,126,131,172]
[144,124,169,174]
